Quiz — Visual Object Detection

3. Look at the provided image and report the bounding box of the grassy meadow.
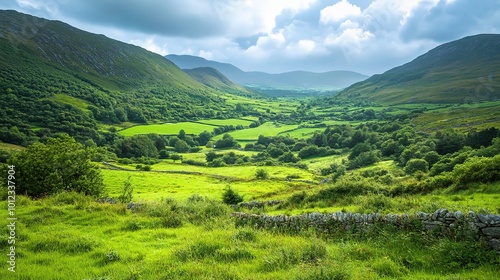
[213,122,299,141]
[2,99,500,279]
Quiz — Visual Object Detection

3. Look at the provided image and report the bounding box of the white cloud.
[285,39,320,57]
[3,0,499,75]
[320,0,362,24]
[129,37,169,55]
[245,31,286,58]
[198,50,213,60]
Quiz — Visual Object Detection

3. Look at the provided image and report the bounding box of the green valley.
[0,9,499,280]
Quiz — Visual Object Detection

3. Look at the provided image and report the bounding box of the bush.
[8,135,105,198]
[255,168,269,180]
[183,159,207,166]
[452,155,500,185]
[222,186,243,205]
[432,240,498,271]
[346,151,379,170]
[118,176,133,203]
[405,158,429,174]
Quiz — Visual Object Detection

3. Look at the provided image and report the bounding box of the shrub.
[346,151,379,170]
[432,240,498,272]
[222,186,243,205]
[183,159,207,166]
[255,168,269,180]
[453,155,500,186]
[405,158,429,174]
[8,134,105,198]
[118,176,133,203]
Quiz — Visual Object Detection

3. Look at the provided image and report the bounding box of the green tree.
[116,135,158,158]
[222,186,243,205]
[214,134,239,149]
[178,129,186,140]
[174,139,190,153]
[349,142,371,160]
[405,158,429,175]
[170,154,182,162]
[8,135,105,198]
[278,152,300,163]
[197,131,213,146]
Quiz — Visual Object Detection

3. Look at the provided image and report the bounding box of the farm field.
[213,122,299,141]
[101,169,312,201]
[118,118,263,137]
[118,122,215,136]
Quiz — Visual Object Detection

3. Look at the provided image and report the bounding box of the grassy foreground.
[1,191,498,280]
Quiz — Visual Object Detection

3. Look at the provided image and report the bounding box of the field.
[118,118,264,136]
[2,99,500,279]
[1,178,499,279]
[213,122,299,141]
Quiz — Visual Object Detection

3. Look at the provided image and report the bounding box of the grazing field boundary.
[232,209,500,252]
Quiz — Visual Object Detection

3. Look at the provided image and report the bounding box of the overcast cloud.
[2,0,499,74]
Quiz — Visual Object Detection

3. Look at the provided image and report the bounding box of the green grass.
[278,127,325,139]
[101,165,314,201]
[213,122,299,141]
[51,94,90,112]
[302,154,347,173]
[118,122,216,136]
[0,142,24,151]
[195,118,254,126]
[413,101,500,132]
[1,191,498,279]
[117,118,267,136]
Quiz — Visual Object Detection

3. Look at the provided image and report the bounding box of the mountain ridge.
[165,54,368,92]
[337,34,500,104]
[0,10,238,143]
[183,67,260,97]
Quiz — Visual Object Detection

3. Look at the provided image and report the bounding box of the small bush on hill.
[255,168,269,180]
[222,186,243,205]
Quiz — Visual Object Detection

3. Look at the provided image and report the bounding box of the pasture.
[213,122,299,141]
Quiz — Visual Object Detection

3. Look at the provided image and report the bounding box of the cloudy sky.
[1,0,499,75]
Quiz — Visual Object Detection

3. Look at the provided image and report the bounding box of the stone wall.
[231,208,500,252]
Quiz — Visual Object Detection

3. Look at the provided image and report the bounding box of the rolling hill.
[337,34,500,104]
[183,67,260,97]
[0,10,236,143]
[166,54,368,96]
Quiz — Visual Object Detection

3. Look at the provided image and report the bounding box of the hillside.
[183,67,260,97]
[0,10,235,143]
[166,54,368,95]
[337,34,500,104]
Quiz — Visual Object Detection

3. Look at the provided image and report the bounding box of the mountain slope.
[0,10,235,143]
[183,67,259,97]
[337,34,500,104]
[166,54,368,93]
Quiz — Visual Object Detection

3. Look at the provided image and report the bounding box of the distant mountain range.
[166,54,368,96]
[337,34,500,104]
[183,67,259,97]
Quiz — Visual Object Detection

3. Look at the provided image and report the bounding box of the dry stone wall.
[231,208,500,252]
